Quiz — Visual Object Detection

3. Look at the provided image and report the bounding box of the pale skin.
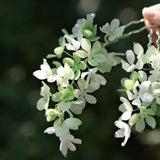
[142,4,160,45]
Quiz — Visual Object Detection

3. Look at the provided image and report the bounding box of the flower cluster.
[115,43,160,146]
[33,13,160,156]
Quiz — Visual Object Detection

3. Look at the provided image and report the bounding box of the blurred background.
[1,0,160,160]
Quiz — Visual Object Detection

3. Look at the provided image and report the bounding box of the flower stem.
[103,24,159,48]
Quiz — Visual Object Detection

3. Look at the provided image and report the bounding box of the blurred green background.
[1,0,160,160]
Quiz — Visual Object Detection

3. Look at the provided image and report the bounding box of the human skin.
[142,4,160,45]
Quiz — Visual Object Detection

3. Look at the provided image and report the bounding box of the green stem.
[64,51,73,58]
[103,24,159,48]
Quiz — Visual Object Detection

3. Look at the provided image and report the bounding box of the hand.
[142,4,160,45]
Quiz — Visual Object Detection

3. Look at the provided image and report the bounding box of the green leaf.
[54,46,64,56]
[130,71,138,82]
[46,54,56,59]
[52,92,63,102]
[64,118,82,130]
[145,116,156,129]
[135,117,145,133]
[79,61,87,70]
[124,79,134,90]
[75,50,88,58]
[52,61,62,68]
[146,109,155,116]
[74,70,81,80]
[46,108,59,122]
[151,101,157,113]
[85,94,97,104]
[63,58,74,67]
[90,36,100,42]
[129,113,139,126]
[120,78,128,88]
[88,57,98,66]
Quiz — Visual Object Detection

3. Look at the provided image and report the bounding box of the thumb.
[142,7,160,25]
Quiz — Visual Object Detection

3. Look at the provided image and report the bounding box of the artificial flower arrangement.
[33,13,160,157]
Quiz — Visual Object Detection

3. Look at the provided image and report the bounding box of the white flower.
[126,80,153,106]
[114,120,131,146]
[122,50,143,72]
[72,13,95,41]
[81,68,106,90]
[64,35,80,51]
[56,63,74,87]
[33,59,56,83]
[60,135,82,157]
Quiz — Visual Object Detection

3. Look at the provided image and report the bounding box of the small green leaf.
[145,116,156,129]
[130,71,138,82]
[46,108,59,122]
[63,58,74,67]
[74,70,81,80]
[75,50,88,58]
[52,92,63,102]
[54,46,64,56]
[146,109,155,116]
[135,117,145,132]
[129,113,139,126]
[124,79,134,90]
[46,54,56,58]
[52,61,62,68]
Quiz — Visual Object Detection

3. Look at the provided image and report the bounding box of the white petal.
[47,75,56,83]
[126,50,135,65]
[86,13,95,21]
[138,70,147,82]
[122,60,135,72]
[57,66,65,76]
[44,127,55,134]
[33,70,48,80]
[140,93,154,102]
[115,129,125,138]
[126,90,135,100]
[121,111,132,121]
[135,60,143,70]
[60,141,68,157]
[132,98,141,106]
[139,81,151,93]
[65,43,76,51]
[68,142,76,151]
[81,71,89,79]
